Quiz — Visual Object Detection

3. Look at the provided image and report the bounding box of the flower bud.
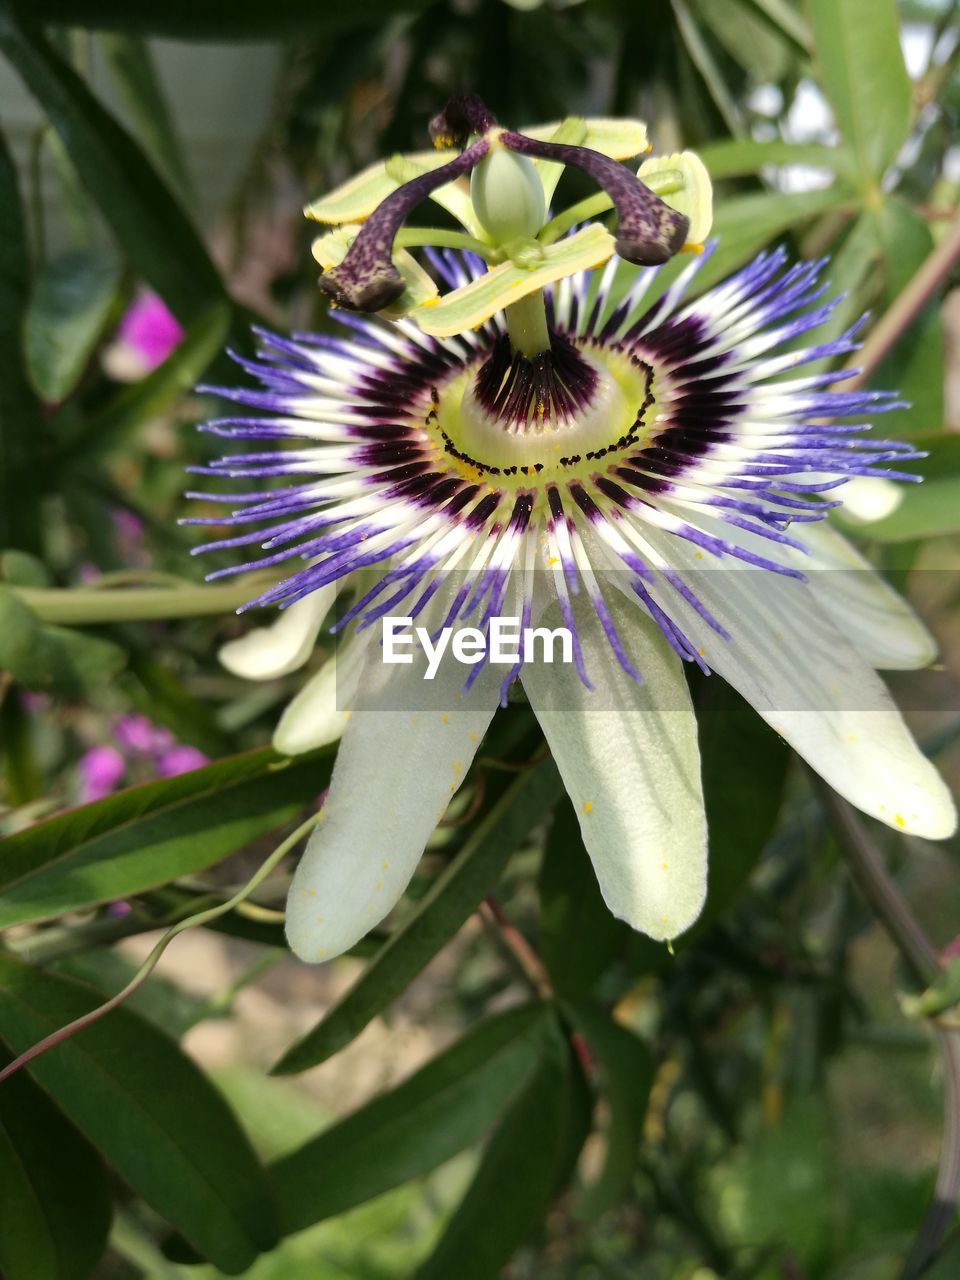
[470,147,546,244]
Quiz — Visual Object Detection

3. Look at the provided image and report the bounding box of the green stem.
[505,289,551,356]
[0,809,322,1087]
[540,191,613,246]
[395,226,499,261]
[15,574,277,625]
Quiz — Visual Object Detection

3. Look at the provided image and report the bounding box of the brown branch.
[813,779,960,1279]
[843,213,960,391]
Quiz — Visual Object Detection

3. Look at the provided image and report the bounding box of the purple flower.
[156,745,209,777]
[117,292,183,370]
[77,745,126,803]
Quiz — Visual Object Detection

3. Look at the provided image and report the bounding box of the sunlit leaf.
[273,1004,554,1232]
[0,745,332,928]
[415,1014,579,1279]
[0,956,278,1274]
[809,0,912,178]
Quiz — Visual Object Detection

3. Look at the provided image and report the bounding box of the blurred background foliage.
[0,0,959,1277]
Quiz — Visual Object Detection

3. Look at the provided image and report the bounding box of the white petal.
[521,593,706,943]
[218,585,336,681]
[839,475,904,524]
[272,628,372,756]
[284,621,501,962]
[795,521,936,671]
[641,524,956,840]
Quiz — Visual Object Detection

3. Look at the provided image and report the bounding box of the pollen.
[583,800,593,814]
[895,813,905,827]
[374,879,382,891]
[441,712,450,724]
[468,731,478,742]
[382,859,390,869]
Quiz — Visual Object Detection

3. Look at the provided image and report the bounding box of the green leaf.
[99,34,193,200]
[273,1004,553,1233]
[414,1015,575,1279]
[698,137,846,180]
[809,0,912,179]
[26,0,433,39]
[0,955,278,1274]
[272,757,562,1074]
[0,1052,112,1280]
[538,797,631,999]
[0,128,43,554]
[24,251,122,402]
[567,1003,653,1220]
[696,676,791,919]
[0,586,127,698]
[741,0,812,52]
[0,745,332,928]
[0,7,225,323]
[692,187,850,293]
[57,300,230,463]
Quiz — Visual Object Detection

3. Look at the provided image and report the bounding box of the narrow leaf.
[0,745,332,927]
[24,251,121,402]
[273,757,563,1073]
[99,33,193,200]
[809,0,912,178]
[0,955,278,1274]
[539,797,631,999]
[0,1054,112,1280]
[567,1003,653,1220]
[0,6,225,323]
[0,127,43,553]
[415,1015,575,1279]
[273,1004,553,1232]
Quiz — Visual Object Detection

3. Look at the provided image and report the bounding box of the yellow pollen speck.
[382,859,390,869]
[449,782,456,792]
[697,647,705,656]
[441,713,450,724]
[307,888,316,896]
[583,800,593,814]
[895,813,905,827]
[317,947,326,958]
[847,733,857,743]
[417,296,441,308]
[547,556,559,566]
[468,731,478,742]
[374,879,382,890]
[661,862,668,871]
[694,551,703,559]
[452,758,463,772]
[682,241,705,254]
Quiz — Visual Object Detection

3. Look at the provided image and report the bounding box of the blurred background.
[0,1,959,1277]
